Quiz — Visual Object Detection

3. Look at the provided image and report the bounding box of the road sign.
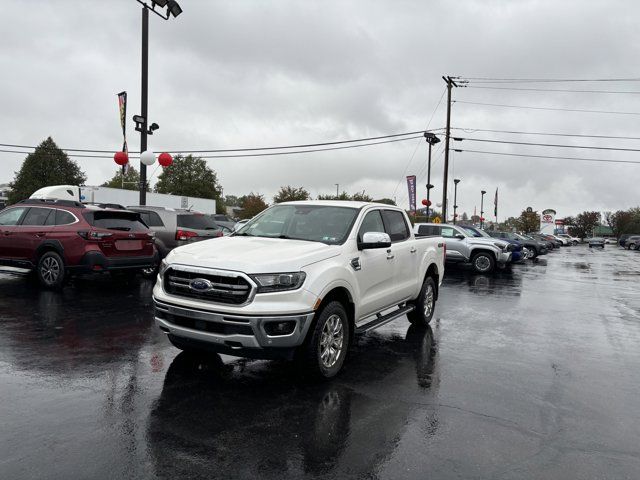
[433,217,441,224]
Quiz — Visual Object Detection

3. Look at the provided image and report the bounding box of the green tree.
[273,186,311,203]
[239,193,268,219]
[155,154,223,204]
[461,212,469,221]
[372,198,396,205]
[101,165,145,191]
[317,190,373,201]
[8,137,86,204]
[516,210,540,233]
[605,209,640,237]
[571,211,601,239]
[224,195,240,207]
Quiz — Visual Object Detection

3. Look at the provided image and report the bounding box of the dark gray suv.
[127,206,223,259]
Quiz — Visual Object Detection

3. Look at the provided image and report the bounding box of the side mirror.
[455,234,465,240]
[359,231,392,250]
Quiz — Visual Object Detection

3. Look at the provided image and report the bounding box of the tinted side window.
[146,211,164,227]
[381,210,409,242]
[55,210,77,225]
[177,214,218,230]
[417,225,440,236]
[0,207,27,226]
[358,210,385,240]
[21,207,54,226]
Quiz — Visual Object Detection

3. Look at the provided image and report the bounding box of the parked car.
[526,233,556,251]
[624,235,640,250]
[618,234,639,248]
[588,237,605,248]
[127,206,223,260]
[415,223,512,273]
[556,233,580,245]
[0,199,157,288]
[209,214,236,230]
[154,201,446,378]
[604,238,617,245]
[487,230,549,258]
[461,226,526,262]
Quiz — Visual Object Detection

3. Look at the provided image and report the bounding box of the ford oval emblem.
[189,278,213,292]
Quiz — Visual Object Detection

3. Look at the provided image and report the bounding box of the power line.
[454,148,640,165]
[456,137,640,153]
[0,129,437,156]
[451,127,640,141]
[464,85,640,94]
[454,100,640,115]
[458,76,640,84]
[0,135,425,160]
[391,87,447,200]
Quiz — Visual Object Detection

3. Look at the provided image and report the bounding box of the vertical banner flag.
[494,187,498,219]
[117,91,128,173]
[406,175,417,214]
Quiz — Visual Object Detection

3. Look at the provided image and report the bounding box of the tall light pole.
[453,178,460,225]
[424,132,440,221]
[480,190,486,229]
[134,0,182,205]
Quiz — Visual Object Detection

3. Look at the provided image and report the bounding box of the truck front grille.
[164,268,253,305]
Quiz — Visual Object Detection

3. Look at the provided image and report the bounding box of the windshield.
[235,204,359,244]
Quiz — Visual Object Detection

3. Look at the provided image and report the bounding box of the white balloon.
[140,150,156,166]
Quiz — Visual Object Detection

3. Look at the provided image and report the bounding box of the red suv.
[0,199,158,288]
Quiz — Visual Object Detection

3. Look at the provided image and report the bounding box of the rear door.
[441,226,467,260]
[381,209,416,302]
[11,207,55,261]
[0,206,29,262]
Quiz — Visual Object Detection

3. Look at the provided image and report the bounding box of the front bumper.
[497,251,512,264]
[154,298,315,357]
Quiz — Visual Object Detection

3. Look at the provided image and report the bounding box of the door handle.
[386,249,394,260]
[410,247,417,253]
[35,232,46,238]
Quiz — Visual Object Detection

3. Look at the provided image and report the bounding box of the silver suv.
[414,223,513,273]
[127,206,223,259]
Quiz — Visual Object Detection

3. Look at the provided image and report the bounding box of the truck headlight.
[250,272,306,293]
[158,259,169,278]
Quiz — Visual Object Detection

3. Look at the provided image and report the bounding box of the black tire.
[407,276,436,326]
[572,240,578,246]
[37,251,66,289]
[471,251,495,274]
[529,247,538,259]
[299,301,350,379]
[141,263,159,279]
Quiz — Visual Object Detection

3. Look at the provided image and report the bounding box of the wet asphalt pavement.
[1,246,639,479]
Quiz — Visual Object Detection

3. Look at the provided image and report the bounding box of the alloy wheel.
[319,314,344,369]
[423,283,434,318]
[40,257,60,285]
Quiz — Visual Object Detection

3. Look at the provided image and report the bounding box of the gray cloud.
[1,0,639,219]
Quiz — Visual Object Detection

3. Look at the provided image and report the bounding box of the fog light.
[264,321,296,336]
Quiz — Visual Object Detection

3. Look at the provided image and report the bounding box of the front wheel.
[471,252,495,274]
[407,276,436,326]
[299,301,350,378]
[529,247,538,259]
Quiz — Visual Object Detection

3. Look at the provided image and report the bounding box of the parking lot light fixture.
[480,190,487,228]
[424,132,440,220]
[453,179,460,224]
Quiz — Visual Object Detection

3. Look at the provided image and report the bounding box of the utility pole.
[441,76,458,222]
[139,6,149,205]
[335,184,339,197]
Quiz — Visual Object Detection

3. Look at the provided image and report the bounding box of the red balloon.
[114,151,129,166]
[421,199,432,207]
[480,217,485,221]
[158,152,173,167]
[453,213,458,218]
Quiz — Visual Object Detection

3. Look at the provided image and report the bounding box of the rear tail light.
[176,229,199,241]
[78,230,113,240]
[215,230,223,237]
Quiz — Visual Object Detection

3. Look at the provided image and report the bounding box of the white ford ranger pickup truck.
[153,201,445,377]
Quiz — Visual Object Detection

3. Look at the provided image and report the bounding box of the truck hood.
[467,237,505,248]
[165,236,341,273]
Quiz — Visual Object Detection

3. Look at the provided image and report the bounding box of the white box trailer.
[29,185,217,213]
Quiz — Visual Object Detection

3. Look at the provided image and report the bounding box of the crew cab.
[153,201,445,378]
[414,223,513,273]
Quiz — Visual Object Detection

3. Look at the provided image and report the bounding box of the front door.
[12,207,55,262]
[0,206,29,262]
[353,210,397,321]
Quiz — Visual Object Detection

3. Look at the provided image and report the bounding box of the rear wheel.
[407,276,436,326]
[37,251,65,289]
[471,251,495,274]
[529,247,538,259]
[299,301,350,378]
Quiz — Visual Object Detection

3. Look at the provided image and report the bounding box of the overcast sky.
[2,0,640,219]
